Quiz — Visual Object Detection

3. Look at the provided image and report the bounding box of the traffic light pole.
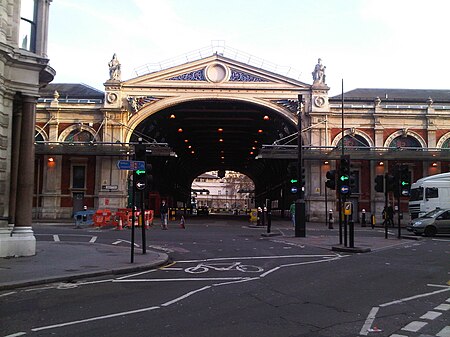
[295,94,306,237]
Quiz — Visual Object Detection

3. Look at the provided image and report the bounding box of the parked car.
[197,206,209,215]
[406,208,450,236]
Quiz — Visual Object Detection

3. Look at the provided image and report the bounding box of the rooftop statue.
[108,53,121,81]
[312,58,326,84]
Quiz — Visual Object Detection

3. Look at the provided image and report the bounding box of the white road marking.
[437,326,450,337]
[0,291,16,298]
[16,253,344,335]
[359,307,379,336]
[401,321,427,332]
[435,303,450,311]
[361,285,450,334]
[31,306,160,332]
[89,236,97,243]
[111,239,139,247]
[161,286,211,307]
[380,287,450,307]
[420,310,442,320]
[4,332,27,337]
[177,254,339,263]
[115,277,248,283]
[53,235,60,242]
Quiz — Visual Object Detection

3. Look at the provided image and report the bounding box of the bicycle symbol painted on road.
[184,262,263,274]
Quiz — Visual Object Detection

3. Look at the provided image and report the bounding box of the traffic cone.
[116,218,123,230]
[180,216,185,229]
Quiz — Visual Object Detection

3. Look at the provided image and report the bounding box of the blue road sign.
[116,160,145,171]
[340,185,350,195]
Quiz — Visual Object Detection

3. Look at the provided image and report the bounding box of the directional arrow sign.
[290,179,298,183]
[136,182,146,190]
[135,170,146,175]
[401,181,409,186]
[340,175,349,181]
[117,160,145,171]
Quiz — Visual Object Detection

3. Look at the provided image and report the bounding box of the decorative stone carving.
[108,53,121,81]
[106,92,118,104]
[312,58,326,84]
[167,69,206,81]
[229,69,268,82]
[314,96,326,107]
[127,96,160,113]
[374,96,381,106]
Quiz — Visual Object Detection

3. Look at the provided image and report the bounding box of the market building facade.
[34,50,450,227]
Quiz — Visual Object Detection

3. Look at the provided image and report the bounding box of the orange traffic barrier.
[93,209,112,227]
[144,210,154,228]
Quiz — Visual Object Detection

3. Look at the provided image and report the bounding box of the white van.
[409,172,450,219]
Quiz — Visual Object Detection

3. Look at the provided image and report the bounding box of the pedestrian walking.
[160,200,169,229]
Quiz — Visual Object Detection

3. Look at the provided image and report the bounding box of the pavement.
[0,219,420,291]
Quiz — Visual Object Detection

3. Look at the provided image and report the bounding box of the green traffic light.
[290,179,298,183]
[136,170,146,175]
[340,175,349,181]
[401,181,409,186]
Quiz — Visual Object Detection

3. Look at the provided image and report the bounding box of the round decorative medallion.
[314,96,326,107]
[107,92,118,103]
[205,63,228,83]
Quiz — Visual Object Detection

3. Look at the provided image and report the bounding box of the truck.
[408,172,450,219]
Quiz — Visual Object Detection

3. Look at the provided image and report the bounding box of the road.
[1,216,449,337]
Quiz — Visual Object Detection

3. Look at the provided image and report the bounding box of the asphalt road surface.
[1,216,449,337]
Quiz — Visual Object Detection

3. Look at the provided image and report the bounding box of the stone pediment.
[123,54,309,89]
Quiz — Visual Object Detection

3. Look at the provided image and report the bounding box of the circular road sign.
[340,185,350,195]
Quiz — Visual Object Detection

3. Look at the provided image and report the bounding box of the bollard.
[371,214,376,229]
[328,209,334,229]
[361,209,366,227]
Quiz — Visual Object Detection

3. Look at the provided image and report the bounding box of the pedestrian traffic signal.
[374,175,384,192]
[325,170,336,190]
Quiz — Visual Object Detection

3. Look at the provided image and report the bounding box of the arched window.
[65,130,94,143]
[388,135,421,148]
[337,135,370,148]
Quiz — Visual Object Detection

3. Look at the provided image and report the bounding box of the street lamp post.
[295,94,306,237]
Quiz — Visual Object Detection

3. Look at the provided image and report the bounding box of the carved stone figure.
[312,58,326,84]
[108,53,121,81]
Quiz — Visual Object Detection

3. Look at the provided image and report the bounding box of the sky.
[47,0,450,96]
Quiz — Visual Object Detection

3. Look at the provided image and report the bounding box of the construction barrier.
[144,210,154,227]
[74,210,95,228]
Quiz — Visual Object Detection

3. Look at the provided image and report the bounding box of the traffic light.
[134,141,146,191]
[135,142,146,162]
[325,170,336,190]
[385,173,396,192]
[134,169,146,190]
[374,175,384,192]
[146,161,153,191]
[400,165,411,196]
[287,162,298,194]
[338,155,351,195]
[300,167,306,188]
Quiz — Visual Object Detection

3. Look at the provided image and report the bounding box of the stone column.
[11,95,36,256]
[8,94,22,225]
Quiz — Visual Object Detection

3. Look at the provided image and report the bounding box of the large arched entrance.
[128,98,298,206]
